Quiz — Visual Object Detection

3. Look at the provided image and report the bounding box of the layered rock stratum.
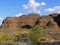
[1,13,60,30]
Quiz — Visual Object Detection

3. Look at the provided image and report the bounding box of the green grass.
[0,25,60,45]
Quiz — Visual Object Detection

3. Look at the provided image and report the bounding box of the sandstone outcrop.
[1,13,60,30]
[1,17,18,29]
[50,13,60,27]
[1,14,40,29]
[38,16,59,30]
[18,14,40,28]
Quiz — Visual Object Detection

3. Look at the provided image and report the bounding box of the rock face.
[1,13,60,30]
[38,16,59,30]
[50,13,60,27]
[1,17,19,29]
[1,14,40,29]
[18,14,40,28]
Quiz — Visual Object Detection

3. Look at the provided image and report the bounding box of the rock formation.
[18,14,40,28]
[1,14,40,29]
[50,13,60,27]
[1,13,60,30]
[1,17,18,29]
[38,16,59,30]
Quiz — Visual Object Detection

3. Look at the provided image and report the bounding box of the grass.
[30,25,46,44]
[0,25,60,45]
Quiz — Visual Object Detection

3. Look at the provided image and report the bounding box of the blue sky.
[0,0,60,24]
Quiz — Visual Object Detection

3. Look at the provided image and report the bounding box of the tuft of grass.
[0,33,15,41]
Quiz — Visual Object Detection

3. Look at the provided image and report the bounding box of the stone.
[1,14,40,29]
[38,16,59,30]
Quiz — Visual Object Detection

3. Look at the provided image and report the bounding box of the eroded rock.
[1,13,60,30]
[1,14,40,29]
[38,16,59,30]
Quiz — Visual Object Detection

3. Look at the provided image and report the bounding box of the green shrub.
[0,33,15,42]
[30,25,45,44]
[0,25,46,45]
[31,25,45,37]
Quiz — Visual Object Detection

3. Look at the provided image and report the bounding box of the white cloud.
[40,2,46,6]
[0,17,3,25]
[45,6,60,14]
[16,13,23,17]
[0,17,3,21]
[23,0,46,14]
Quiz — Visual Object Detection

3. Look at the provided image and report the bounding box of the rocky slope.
[1,13,60,30]
[0,13,60,45]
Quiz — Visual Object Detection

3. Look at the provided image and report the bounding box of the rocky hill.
[0,13,60,45]
[1,13,60,30]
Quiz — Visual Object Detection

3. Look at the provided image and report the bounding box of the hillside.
[1,13,60,30]
[0,13,60,45]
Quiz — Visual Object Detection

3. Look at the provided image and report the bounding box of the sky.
[0,0,60,24]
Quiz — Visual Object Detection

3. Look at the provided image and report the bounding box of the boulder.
[18,14,40,27]
[1,17,19,29]
[50,13,60,27]
[49,13,58,17]
[38,16,59,30]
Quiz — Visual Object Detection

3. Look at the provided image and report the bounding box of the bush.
[30,25,45,44]
[0,33,15,42]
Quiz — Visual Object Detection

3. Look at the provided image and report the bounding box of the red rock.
[1,13,60,30]
[38,16,59,30]
[1,14,40,29]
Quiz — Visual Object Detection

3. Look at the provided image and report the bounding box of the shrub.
[0,33,15,42]
[30,25,45,44]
